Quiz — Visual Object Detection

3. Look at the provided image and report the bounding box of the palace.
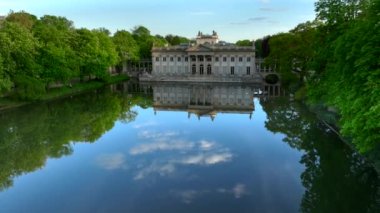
[140,31,262,83]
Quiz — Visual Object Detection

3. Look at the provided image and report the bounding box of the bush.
[13,75,46,100]
[295,86,307,101]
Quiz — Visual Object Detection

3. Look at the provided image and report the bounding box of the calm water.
[0,81,378,213]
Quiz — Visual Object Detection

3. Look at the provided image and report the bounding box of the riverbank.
[0,74,129,111]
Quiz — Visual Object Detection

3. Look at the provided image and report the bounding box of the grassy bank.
[0,74,129,111]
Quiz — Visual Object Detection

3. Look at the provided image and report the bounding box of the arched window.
[207,64,212,75]
[200,64,204,75]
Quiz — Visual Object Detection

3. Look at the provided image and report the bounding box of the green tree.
[33,15,78,86]
[308,0,380,151]
[0,54,13,93]
[165,34,189,46]
[133,26,153,59]
[73,28,118,81]
[5,11,37,31]
[92,29,118,79]
[112,30,140,62]
[266,21,318,92]
[235,39,252,46]
[0,21,42,99]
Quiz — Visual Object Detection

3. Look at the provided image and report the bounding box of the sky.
[0,0,316,42]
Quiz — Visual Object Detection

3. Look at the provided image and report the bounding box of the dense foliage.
[0,11,178,100]
[262,0,379,153]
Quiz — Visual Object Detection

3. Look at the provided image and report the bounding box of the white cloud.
[138,130,179,140]
[198,140,215,150]
[130,140,194,155]
[134,162,175,180]
[180,152,233,165]
[96,153,126,170]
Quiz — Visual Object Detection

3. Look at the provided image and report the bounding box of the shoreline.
[0,75,129,112]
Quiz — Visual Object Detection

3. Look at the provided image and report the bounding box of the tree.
[235,39,252,46]
[72,28,94,80]
[165,34,189,46]
[132,26,152,59]
[0,21,42,99]
[33,15,78,86]
[0,54,12,93]
[308,0,380,151]
[112,30,140,62]
[5,11,37,31]
[92,29,118,79]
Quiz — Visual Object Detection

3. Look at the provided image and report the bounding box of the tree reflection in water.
[260,97,379,212]
[0,84,152,191]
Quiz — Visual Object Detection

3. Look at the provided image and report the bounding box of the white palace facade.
[140,31,262,83]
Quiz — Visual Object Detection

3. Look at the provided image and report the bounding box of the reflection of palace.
[151,83,256,120]
[141,31,262,83]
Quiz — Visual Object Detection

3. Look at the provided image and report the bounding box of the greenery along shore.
[0,0,379,154]
[246,0,379,155]
[0,11,188,101]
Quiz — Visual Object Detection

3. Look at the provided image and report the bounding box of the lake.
[0,81,378,213]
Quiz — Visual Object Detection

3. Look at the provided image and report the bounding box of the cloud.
[198,140,215,150]
[138,130,179,140]
[96,153,126,170]
[179,152,233,165]
[248,17,268,21]
[230,17,270,25]
[173,183,249,204]
[130,140,194,155]
[257,0,270,3]
[217,183,249,199]
[134,162,175,180]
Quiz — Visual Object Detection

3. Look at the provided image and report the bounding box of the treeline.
[257,0,379,152]
[0,11,188,100]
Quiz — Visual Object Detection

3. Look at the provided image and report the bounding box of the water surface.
[0,82,378,213]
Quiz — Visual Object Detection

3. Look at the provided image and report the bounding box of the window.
[239,57,243,62]
[200,64,204,75]
[170,57,173,62]
[247,57,251,62]
[185,57,188,62]
[155,57,159,62]
[178,57,181,62]
[246,67,251,75]
[223,57,227,62]
[191,56,196,62]
[163,57,166,62]
[207,64,212,75]
[231,57,235,62]
[231,66,235,75]
[215,57,219,62]
[206,56,212,62]
[199,56,204,62]
[192,64,196,74]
